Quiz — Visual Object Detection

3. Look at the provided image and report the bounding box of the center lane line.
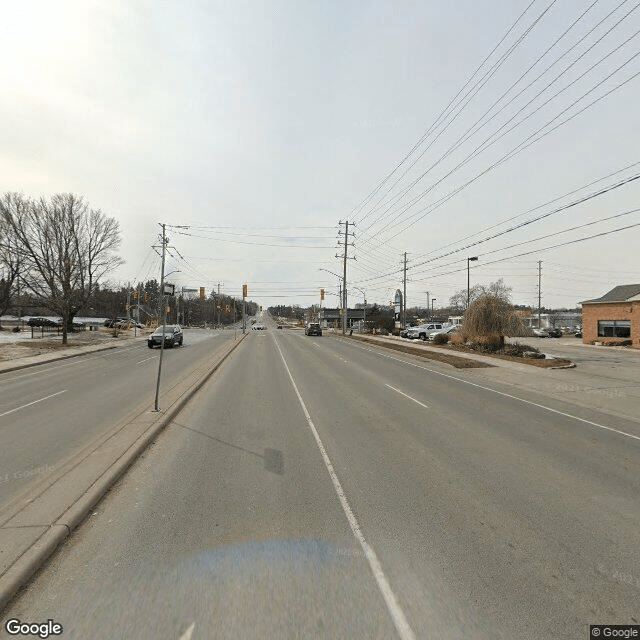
[385,384,429,408]
[136,355,158,364]
[273,335,417,640]
[0,390,68,419]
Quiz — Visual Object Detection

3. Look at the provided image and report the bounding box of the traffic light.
[225,305,231,313]
[242,284,247,298]
[320,288,325,301]
[132,290,138,300]
[144,293,150,302]
[199,287,205,300]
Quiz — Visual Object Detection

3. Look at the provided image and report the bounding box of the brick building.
[581,284,640,348]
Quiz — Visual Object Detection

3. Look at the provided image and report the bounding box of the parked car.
[547,328,562,338]
[406,323,444,341]
[574,330,583,338]
[251,324,266,331]
[305,323,322,336]
[147,324,183,348]
[27,317,60,328]
[532,328,549,338]
[400,326,417,338]
[428,325,458,340]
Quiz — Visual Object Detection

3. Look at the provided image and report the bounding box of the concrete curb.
[0,332,248,612]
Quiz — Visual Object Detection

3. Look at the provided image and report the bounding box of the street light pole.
[467,257,478,308]
[431,298,436,318]
[353,286,366,333]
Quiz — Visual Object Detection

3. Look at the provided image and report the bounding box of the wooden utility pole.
[338,221,355,335]
[154,223,168,411]
[402,252,408,329]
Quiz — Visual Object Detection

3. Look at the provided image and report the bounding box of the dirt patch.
[434,343,574,368]
[0,328,147,362]
[347,335,493,368]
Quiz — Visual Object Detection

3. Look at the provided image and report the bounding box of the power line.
[356,0,555,228]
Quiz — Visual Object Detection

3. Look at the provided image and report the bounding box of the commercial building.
[581,284,640,347]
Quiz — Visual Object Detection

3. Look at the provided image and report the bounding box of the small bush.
[501,342,539,357]
[449,332,467,346]
[600,339,632,347]
[433,333,450,344]
[466,334,503,352]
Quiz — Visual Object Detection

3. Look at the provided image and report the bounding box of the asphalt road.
[0,329,234,507]
[1,324,639,639]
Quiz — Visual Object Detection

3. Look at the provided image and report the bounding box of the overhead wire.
[354,0,552,227]
[352,3,640,263]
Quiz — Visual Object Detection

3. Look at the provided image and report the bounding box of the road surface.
[2,325,639,638]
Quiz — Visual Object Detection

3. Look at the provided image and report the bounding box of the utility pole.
[538,260,542,329]
[425,291,430,321]
[154,223,168,412]
[402,252,408,329]
[337,221,355,335]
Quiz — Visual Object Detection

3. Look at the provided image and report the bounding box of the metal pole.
[363,297,366,333]
[467,257,478,308]
[154,223,167,412]
[467,259,470,309]
[538,260,542,329]
[217,283,221,328]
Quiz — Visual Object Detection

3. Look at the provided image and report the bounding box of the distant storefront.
[581,284,640,348]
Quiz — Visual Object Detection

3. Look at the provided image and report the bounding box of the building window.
[597,320,631,338]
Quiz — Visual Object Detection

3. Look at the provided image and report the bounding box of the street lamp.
[319,268,344,331]
[352,286,366,333]
[467,257,478,308]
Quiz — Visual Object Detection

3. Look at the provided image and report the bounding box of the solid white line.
[1,359,91,383]
[273,337,416,640]
[178,622,195,640]
[136,355,158,364]
[0,390,68,418]
[345,340,640,443]
[385,384,429,408]
[0,345,143,383]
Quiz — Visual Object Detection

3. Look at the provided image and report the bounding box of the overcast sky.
[3,0,639,311]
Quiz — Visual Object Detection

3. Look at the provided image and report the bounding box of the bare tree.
[462,293,525,349]
[449,278,513,310]
[0,197,23,326]
[1,193,122,344]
